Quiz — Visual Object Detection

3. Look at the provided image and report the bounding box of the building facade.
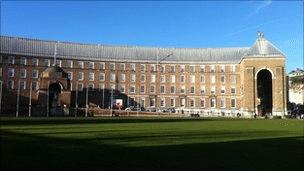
[288,68,304,105]
[0,33,287,117]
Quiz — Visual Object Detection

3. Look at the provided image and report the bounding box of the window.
[221,65,225,72]
[231,75,236,84]
[231,98,236,108]
[170,75,175,83]
[8,80,14,89]
[56,60,62,67]
[170,86,175,94]
[67,60,73,68]
[32,70,39,78]
[99,73,105,81]
[180,75,185,83]
[89,73,94,81]
[151,75,156,83]
[160,85,165,94]
[200,86,205,94]
[190,65,195,73]
[150,98,156,107]
[190,75,195,83]
[231,65,236,72]
[190,86,195,94]
[32,58,38,66]
[150,64,156,72]
[200,75,205,83]
[120,84,125,93]
[160,65,165,73]
[140,64,145,72]
[88,83,94,91]
[44,59,50,67]
[211,86,216,94]
[220,98,226,108]
[160,75,166,83]
[130,85,135,94]
[211,75,215,84]
[77,83,83,91]
[20,57,26,65]
[150,85,155,93]
[110,73,115,82]
[181,85,185,94]
[170,65,175,72]
[78,72,84,81]
[78,61,84,69]
[210,98,216,108]
[221,86,225,94]
[120,74,125,82]
[110,63,115,70]
[89,62,94,69]
[180,65,185,73]
[32,81,38,90]
[67,72,73,80]
[8,56,15,64]
[141,74,145,82]
[141,98,145,107]
[231,87,236,94]
[201,99,205,108]
[170,98,175,107]
[160,98,165,107]
[8,68,14,77]
[221,75,225,83]
[210,65,215,72]
[200,65,205,72]
[140,85,145,93]
[0,67,2,77]
[130,64,136,71]
[20,68,26,78]
[120,63,125,71]
[20,81,26,90]
[190,99,195,107]
[180,98,185,107]
[99,62,105,70]
[131,74,136,82]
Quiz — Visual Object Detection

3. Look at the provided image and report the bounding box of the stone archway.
[257,69,273,116]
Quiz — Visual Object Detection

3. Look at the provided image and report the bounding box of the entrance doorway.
[257,69,273,116]
[49,83,62,115]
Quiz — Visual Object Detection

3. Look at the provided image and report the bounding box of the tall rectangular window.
[170,75,175,83]
[20,68,26,78]
[151,75,156,83]
[120,63,125,71]
[131,74,136,82]
[120,74,125,82]
[231,65,236,72]
[210,65,215,73]
[181,85,185,94]
[180,98,185,107]
[99,73,105,81]
[130,64,136,71]
[150,85,155,93]
[190,99,195,107]
[140,64,145,72]
[140,85,145,93]
[110,73,115,82]
[44,59,50,67]
[141,74,145,82]
[170,65,175,72]
[170,98,175,107]
[180,65,185,73]
[231,98,236,108]
[78,61,84,69]
[89,73,94,81]
[130,85,135,94]
[211,75,216,84]
[20,57,26,65]
[150,98,156,107]
[211,86,216,94]
[8,56,15,64]
[160,75,166,83]
[180,75,185,83]
[221,86,225,94]
[88,83,94,91]
[32,70,39,78]
[20,80,26,90]
[200,65,205,72]
[231,87,236,94]
[67,60,73,68]
[120,84,125,93]
[8,68,14,77]
[170,86,175,94]
[221,65,225,72]
[220,98,225,108]
[160,98,165,107]
[110,63,115,70]
[8,80,14,89]
[201,99,205,108]
[200,75,205,83]
[67,72,73,80]
[0,67,2,77]
[221,75,225,83]
[210,98,216,108]
[150,64,156,72]
[200,86,205,94]
[190,75,195,83]
[160,85,165,94]
[56,60,62,67]
[77,83,83,91]
[32,81,38,90]
[32,58,38,66]
[89,62,95,69]
[78,72,84,81]
[190,86,195,94]
[190,65,195,73]
[99,62,105,70]
[160,65,165,73]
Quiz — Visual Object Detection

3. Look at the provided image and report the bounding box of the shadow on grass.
[1,130,303,171]
[0,117,218,126]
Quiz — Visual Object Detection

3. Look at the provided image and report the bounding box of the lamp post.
[156,50,173,113]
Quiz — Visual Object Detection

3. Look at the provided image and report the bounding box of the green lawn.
[0,117,303,171]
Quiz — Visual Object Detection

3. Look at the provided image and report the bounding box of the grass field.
[0,117,303,171]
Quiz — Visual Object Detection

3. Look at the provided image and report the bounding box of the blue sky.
[1,1,303,72]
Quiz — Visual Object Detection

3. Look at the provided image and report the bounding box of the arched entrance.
[257,69,273,116]
[49,83,62,115]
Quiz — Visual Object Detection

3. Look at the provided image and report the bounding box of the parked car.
[190,113,200,117]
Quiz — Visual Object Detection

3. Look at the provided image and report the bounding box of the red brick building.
[0,34,287,117]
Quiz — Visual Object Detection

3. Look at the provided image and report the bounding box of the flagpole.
[16,80,20,117]
[29,82,32,117]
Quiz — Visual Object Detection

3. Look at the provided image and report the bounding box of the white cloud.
[245,0,272,20]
